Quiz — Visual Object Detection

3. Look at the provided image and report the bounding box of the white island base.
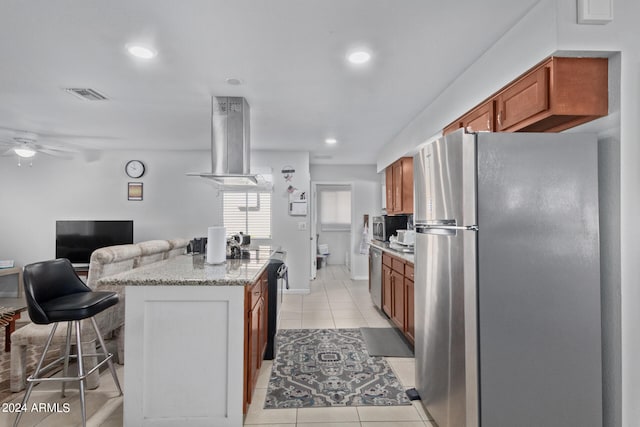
[123,285,246,426]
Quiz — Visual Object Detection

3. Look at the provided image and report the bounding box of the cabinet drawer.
[391,258,405,274]
[405,264,414,281]
[382,253,392,268]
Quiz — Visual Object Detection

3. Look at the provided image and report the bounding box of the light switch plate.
[298,222,307,231]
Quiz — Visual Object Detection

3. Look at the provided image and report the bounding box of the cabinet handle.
[487,118,490,129]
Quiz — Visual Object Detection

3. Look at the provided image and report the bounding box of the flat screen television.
[56,220,134,266]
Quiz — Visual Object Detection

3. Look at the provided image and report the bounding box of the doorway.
[310,183,352,280]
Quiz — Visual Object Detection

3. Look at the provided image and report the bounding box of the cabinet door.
[443,121,462,136]
[391,270,405,330]
[496,64,549,131]
[404,278,415,345]
[247,300,261,404]
[462,100,494,132]
[385,167,394,213]
[382,264,393,317]
[400,158,414,215]
[392,161,403,214]
[260,279,268,361]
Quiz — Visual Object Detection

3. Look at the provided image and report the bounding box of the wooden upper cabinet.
[385,167,394,213]
[444,56,608,134]
[496,65,548,130]
[385,157,414,215]
[443,121,462,136]
[463,100,495,133]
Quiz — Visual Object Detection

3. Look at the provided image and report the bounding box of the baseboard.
[283,289,311,295]
[351,275,368,281]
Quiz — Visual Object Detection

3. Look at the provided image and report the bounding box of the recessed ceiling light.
[325,138,338,145]
[126,44,157,59]
[347,50,371,64]
[226,78,243,86]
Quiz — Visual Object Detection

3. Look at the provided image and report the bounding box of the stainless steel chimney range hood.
[187,96,258,186]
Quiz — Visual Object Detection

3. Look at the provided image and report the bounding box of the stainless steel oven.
[265,249,287,360]
[369,245,382,309]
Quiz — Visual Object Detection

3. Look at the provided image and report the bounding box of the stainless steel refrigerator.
[414,129,602,427]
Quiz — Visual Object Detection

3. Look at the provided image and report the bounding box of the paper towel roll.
[206,226,226,264]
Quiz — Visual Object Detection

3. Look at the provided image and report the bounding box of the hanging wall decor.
[128,182,143,201]
[281,165,295,182]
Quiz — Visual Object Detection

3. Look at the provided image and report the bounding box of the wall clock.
[125,160,145,178]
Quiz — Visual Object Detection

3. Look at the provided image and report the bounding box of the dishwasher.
[369,245,382,309]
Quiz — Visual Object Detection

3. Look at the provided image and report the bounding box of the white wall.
[252,150,310,292]
[310,165,381,280]
[374,1,637,425]
[0,149,222,267]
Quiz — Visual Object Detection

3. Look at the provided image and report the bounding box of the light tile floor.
[244,264,433,427]
[1,264,432,426]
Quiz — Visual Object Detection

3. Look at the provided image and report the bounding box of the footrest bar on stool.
[26,352,116,383]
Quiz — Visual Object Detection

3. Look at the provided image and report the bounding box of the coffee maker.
[226,232,251,259]
[189,237,207,254]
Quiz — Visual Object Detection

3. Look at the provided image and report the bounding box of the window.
[223,192,272,239]
[320,190,351,231]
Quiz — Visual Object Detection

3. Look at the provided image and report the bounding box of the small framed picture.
[128,182,143,201]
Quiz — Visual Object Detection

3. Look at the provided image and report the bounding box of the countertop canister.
[206,226,226,264]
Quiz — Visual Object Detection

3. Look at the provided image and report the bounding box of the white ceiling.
[0,0,539,165]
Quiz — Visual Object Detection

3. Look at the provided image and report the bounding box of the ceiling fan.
[0,128,89,166]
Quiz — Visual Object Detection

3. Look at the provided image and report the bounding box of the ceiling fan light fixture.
[14,147,36,158]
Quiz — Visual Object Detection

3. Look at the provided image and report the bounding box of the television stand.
[72,264,89,279]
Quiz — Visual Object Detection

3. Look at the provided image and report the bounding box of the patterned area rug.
[265,329,411,408]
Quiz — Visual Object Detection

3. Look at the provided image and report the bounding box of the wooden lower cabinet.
[382,263,393,318]
[404,278,415,345]
[380,252,414,346]
[391,269,404,330]
[244,270,268,413]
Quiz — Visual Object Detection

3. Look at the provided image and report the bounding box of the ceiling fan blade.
[37,148,74,159]
[0,125,117,141]
[1,148,15,156]
[37,143,80,153]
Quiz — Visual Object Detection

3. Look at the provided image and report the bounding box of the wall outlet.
[298,222,307,231]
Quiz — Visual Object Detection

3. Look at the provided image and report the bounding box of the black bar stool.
[14,258,123,427]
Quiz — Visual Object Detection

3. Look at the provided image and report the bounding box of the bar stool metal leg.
[13,323,59,427]
[74,320,87,427]
[61,321,72,398]
[90,317,123,396]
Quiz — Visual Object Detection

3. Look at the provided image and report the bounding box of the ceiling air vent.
[64,88,108,101]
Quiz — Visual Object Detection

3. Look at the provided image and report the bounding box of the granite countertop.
[370,240,415,264]
[97,246,276,287]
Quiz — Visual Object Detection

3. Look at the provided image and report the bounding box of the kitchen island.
[97,248,276,427]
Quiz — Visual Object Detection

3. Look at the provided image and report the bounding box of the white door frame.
[310,181,354,279]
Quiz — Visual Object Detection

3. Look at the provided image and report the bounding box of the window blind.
[223,192,272,239]
[320,190,351,230]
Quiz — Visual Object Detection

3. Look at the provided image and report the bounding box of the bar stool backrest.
[23,258,90,325]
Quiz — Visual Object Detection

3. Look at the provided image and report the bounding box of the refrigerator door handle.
[416,224,478,233]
